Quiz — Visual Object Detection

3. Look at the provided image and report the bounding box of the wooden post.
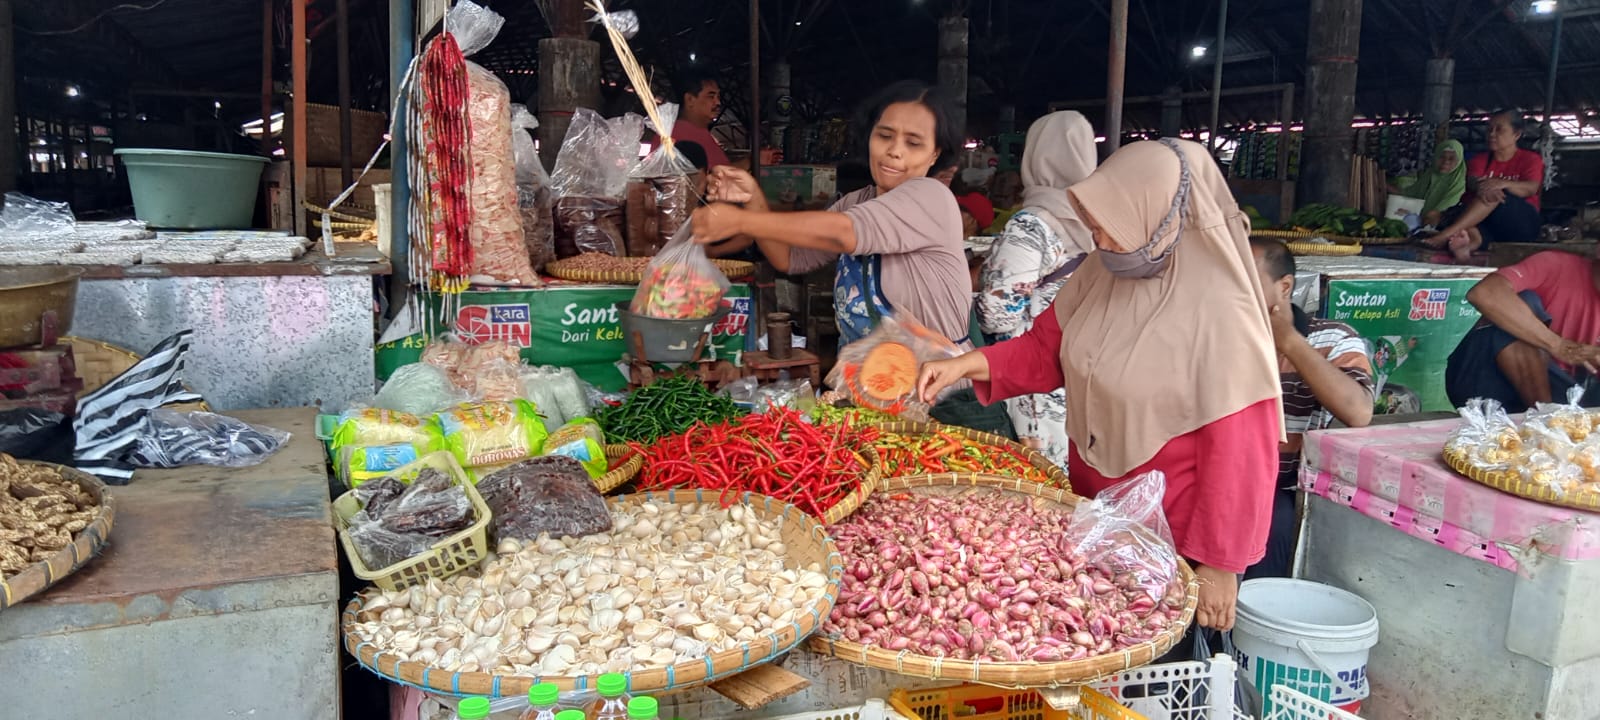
[261,0,274,157]
[0,0,15,195]
[1104,0,1128,152]
[337,0,353,186]
[1423,57,1454,127]
[1298,0,1362,207]
[1208,0,1228,155]
[535,38,601,171]
[749,0,761,177]
[937,16,969,138]
[292,0,308,235]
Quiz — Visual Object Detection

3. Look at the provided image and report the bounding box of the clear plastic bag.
[1067,470,1179,603]
[630,224,730,319]
[437,400,550,468]
[826,313,964,418]
[724,378,816,415]
[128,409,290,468]
[511,104,557,272]
[421,339,524,400]
[551,109,645,258]
[0,192,75,237]
[625,103,697,257]
[448,1,538,287]
[373,363,469,416]
[475,456,614,542]
[1527,385,1595,443]
[347,464,475,568]
[1445,397,1520,468]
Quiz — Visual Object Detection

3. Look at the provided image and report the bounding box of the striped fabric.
[1277,316,1374,488]
[72,331,204,483]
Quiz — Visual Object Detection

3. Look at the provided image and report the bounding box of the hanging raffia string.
[586,1,697,191]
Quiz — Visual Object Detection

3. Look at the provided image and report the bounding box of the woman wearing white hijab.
[976,111,1098,467]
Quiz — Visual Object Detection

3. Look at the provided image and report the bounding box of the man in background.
[671,68,730,169]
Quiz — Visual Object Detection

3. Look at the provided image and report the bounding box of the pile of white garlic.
[348,500,833,677]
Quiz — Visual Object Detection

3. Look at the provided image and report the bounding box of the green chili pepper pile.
[597,375,744,443]
[810,403,899,427]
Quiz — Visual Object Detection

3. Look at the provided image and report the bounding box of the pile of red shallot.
[822,490,1188,662]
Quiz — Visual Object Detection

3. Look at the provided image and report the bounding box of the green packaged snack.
[542,417,607,478]
[332,408,445,486]
[437,400,549,468]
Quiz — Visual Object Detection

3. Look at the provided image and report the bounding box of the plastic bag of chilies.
[551,109,645,258]
[629,223,730,320]
[447,0,539,287]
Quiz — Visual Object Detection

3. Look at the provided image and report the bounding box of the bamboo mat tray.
[1443,446,1600,513]
[545,256,756,284]
[0,459,116,612]
[807,473,1198,688]
[1287,241,1364,257]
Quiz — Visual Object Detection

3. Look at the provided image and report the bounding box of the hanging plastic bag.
[629,223,730,319]
[825,313,964,419]
[1067,471,1180,604]
[551,109,645,257]
[625,103,698,257]
[128,409,290,468]
[510,104,557,272]
[445,0,539,287]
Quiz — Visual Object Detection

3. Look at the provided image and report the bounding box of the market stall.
[1297,417,1600,720]
[1290,255,1493,413]
[0,408,341,717]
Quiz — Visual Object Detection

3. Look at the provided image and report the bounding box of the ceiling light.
[214,101,222,110]
[794,21,802,26]
[1532,0,1557,13]
[1191,45,1208,59]
[689,52,697,61]
[65,85,80,98]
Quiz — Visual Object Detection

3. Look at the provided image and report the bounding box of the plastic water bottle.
[518,683,560,720]
[587,673,631,720]
[457,697,491,720]
[626,696,659,720]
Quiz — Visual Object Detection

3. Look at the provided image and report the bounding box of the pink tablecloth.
[1301,419,1600,573]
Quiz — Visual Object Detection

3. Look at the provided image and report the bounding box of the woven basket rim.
[341,488,844,696]
[63,335,212,412]
[0,458,116,612]
[872,421,1070,488]
[544,257,756,284]
[1286,242,1364,257]
[1442,446,1600,512]
[596,444,645,494]
[819,451,883,524]
[1251,229,1407,246]
[806,472,1199,687]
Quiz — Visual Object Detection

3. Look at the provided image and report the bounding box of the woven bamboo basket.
[820,450,882,525]
[1249,229,1313,240]
[341,488,845,697]
[1253,229,1407,246]
[1286,242,1363,257]
[873,421,1069,488]
[64,336,210,412]
[0,458,116,612]
[1443,446,1600,512]
[807,473,1199,688]
[544,256,756,284]
[595,444,644,494]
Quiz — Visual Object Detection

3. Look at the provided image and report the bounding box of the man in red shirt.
[1446,249,1600,411]
[668,69,730,169]
[1425,110,1545,260]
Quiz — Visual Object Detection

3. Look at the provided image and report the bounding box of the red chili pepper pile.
[634,408,878,519]
[872,430,1064,487]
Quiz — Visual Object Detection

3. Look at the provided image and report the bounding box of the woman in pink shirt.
[1426,110,1545,260]
[918,139,1282,633]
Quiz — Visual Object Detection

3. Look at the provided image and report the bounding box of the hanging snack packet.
[629,224,730,319]
[541,417,608,479]
[447,0,539,286]
[437,399,549,468]
[826,313,963,420]
[551,109,645,257]
[624,103,697,257]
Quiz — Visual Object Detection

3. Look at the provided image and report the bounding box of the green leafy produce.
[1286,203,1405,239]
[596,375,744,443]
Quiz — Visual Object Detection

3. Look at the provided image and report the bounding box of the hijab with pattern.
[1055,139,1282,477]
[1018,111,1098,256]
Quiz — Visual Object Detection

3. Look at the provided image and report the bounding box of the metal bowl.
[0,266,83,348]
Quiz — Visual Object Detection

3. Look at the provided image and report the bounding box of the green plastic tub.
[115,149,269,229]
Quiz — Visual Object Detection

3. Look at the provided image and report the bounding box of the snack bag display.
[333,408,442,448]
[628,224,729,319]
[437,400,549,468]
[541,417,607,478]
[826,313,963,419]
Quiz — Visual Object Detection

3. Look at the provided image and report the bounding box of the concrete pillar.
[769,61,791,158]
[1159,86,1183,139]
[1423,57,1454,127]
[1298,0,1363,207]
[0,0,14,195]
[536,37,601,170]
[937,16,968,138]
[1104,0,1129,152]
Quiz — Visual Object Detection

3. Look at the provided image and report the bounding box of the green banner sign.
[1323,278,1481,413]
[376,284,753,392]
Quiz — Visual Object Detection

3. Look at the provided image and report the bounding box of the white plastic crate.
[760,698,914,720]
[1088,654,1247,720]
[1265,686,1363,720]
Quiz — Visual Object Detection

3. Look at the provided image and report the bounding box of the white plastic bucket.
[1233,579,1380,715]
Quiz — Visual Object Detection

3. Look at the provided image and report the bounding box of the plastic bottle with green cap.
[587,673,631,720]
[456,697,492,720]
[626,695,659,720]
[518,682,561,720]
